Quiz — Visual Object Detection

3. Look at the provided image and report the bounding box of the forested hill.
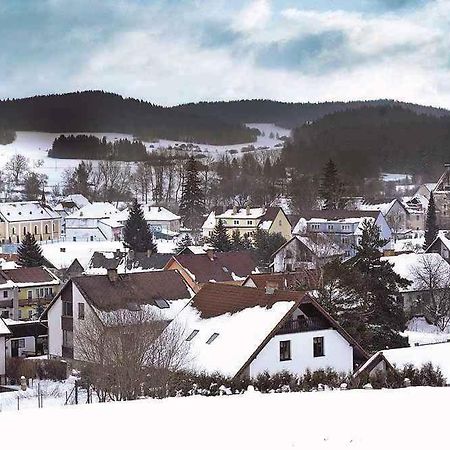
[174,99,450,129]
[282,105,450,179]
[0,91,258,145]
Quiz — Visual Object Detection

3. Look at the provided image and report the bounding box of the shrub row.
[6,358,68,384]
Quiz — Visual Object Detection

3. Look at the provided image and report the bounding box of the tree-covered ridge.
[0,127,15,145]
[174,99,450,129]
[48,134,148,161]
[283,105,450,179]
[0,91,258,145]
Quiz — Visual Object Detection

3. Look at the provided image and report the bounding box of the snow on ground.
[41,239,176,269]
[0,124,290,187]
[393,236,425,253]
[405,316,450,345]
[381,172,413,182]
[0,387,449,448]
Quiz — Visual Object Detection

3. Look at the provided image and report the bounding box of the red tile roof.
[2,267,56,284]
[172,251,257,283]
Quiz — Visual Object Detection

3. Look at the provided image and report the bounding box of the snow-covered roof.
[382,253,450,292]
[0,318,11,335]
[202,211,216,230]
[359,200,397,216]
[67,202,120,219]
[116,205,180,223]
[167,284,299,376]
[425,183,437,192]
[0,201,60,222]
[99,218,123,228]
[217,207,266,220]
[295,235,344,258]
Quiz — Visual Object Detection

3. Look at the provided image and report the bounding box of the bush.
[6,358,67,384]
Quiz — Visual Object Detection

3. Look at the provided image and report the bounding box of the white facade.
[0,335,5,379]
[249,329,354,377]
[4,335,36,358]
[47,295,63,357]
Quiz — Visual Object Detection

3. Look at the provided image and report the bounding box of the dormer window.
[206,333,219,344]
[186,330,199,341]
[154,298,170,309]
[222,266,229,273]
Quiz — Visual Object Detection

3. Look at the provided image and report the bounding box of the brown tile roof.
[2,267,56,284]
[260,206,281,223]
[191,282,303,319]
[298,209,380,220]
[245,270,320,290]
[72,270,191,311]
[0,253,18,262]
[172,251,257,283]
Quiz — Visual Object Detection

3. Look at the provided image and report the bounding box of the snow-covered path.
[0,387,446,449]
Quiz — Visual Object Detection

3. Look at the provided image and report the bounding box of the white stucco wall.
[0,336,5,377]
[5,336,35,358]
[48,296,63,357]
[249,328,354,378]
[72,283,89,361]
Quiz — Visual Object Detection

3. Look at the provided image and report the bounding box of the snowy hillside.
[0,123,290,186]
[0,387,447,448]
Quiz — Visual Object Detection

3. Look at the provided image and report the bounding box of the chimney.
[147,249,153,258]
[232,205,237,214]
[206,249,215,261]
[158,206,161,212]
[107,268,119,282]
[246,205,251,215]
[265,286,275,295]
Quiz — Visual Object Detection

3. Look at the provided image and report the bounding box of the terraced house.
[0,201,62,243]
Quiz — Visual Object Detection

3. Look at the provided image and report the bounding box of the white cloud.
[232,0,272,32]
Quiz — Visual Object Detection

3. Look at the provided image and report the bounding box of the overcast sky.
[1,0,449,107]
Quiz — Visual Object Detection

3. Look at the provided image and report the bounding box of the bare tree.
[5,154,29,185]
[411,255,450,331]
[387,210,406,242]
[76,306,190,401]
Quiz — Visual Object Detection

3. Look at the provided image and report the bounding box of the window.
[186,330,199,341]
[34,226,38,235]
[90,236,94,242]
[23,226,27,235]
[62,301,73,317]
[313,336,325,357]
[18,338,25,348]
[1,310,9,319]
[63,330,73,348]
[206,333,219,344]
[280,340,291,361]
[78,303,85,320]
[27,290,32,300]
[45,225,49,234]
[327,224,334,231]
[342,237,349,245]
[12,227,15,235]
[247,220,253,225]
[73,237,76,242]
[18,310,22,319]
[28,310,33,319]
[233,220,239,225]
[154,298,170,309]
[3,290,8,298]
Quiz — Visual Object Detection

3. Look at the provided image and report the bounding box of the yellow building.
[211,206,292,240]
[0,201,62,244]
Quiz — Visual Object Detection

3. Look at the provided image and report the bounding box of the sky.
[1,0,450,107]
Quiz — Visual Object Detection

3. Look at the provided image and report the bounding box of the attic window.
[154,298,170,309]
[222,266,229,273]
[206,333,219,344]
[186,330,199,341]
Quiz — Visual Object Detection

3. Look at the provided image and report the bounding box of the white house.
[65,202,121,242]
[43,270,193,359]
[164,283,368,378]
[116,205,180,236]
[292,210,392,258]
[0,318,11,383]
[3,319,48,358]
[426,230,450,263]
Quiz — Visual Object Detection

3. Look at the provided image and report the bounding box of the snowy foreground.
[0,387,448,449]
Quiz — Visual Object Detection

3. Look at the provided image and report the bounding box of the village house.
[65,202,121,242]
[43,270,193,360]
[205,206,292,240]
[0,201,62,244]
[53,194,91,234]
[164,250,258,292]
[3,319,48,358]
[354,341,450,384]
[0,267,61,320]
[271,234,344,272]
[163,283,368,378]
[116,205,180,237]
[433,164,450,229]
[292,210,392,258]
[426,231,450,262]
[382,253,450,317]
[242,271,320,291]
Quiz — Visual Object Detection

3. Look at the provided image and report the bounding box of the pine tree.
[175,234,193,254]
[209,219,232,252]
[318,159,345,210]
[231,229,243,251]
[253,229,286,267]
[123,198,157,253]
[18,233,45,267]
[179,156,205,229]
[424,192,438,250]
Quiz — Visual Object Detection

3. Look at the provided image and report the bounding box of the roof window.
[186,330,199,341]
[154,298,170,309]
[206,333,219,344]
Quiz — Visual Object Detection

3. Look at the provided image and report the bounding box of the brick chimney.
[232,205,237,214]
[206,249,215,261]
[107,268,119,282]
[246,205,251,215]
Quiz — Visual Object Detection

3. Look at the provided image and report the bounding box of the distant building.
[426,230,450,263]
[162,283,368,378]
[0,201,62,243]
[433,164,450,229]
[206,206,292,240]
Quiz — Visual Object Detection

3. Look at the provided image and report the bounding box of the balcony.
[277,317,329,335]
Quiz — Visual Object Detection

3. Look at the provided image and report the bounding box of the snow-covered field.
[0,387,448,448]
[0,123,290,186]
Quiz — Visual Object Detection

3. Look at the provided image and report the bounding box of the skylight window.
[186,330,199,341]
[222,266,229,273]
[154,298,170,309]
[206,333,219,344]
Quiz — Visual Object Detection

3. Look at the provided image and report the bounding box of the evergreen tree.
[179,156,205,229]
[17,233,45,267]
[123,198,157,253]
[318,159,345,210]
[209,219,232,252]
[231,229,243,250]
[253,229,286,267]
[175,234,193,254]
[424,192,438,250]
